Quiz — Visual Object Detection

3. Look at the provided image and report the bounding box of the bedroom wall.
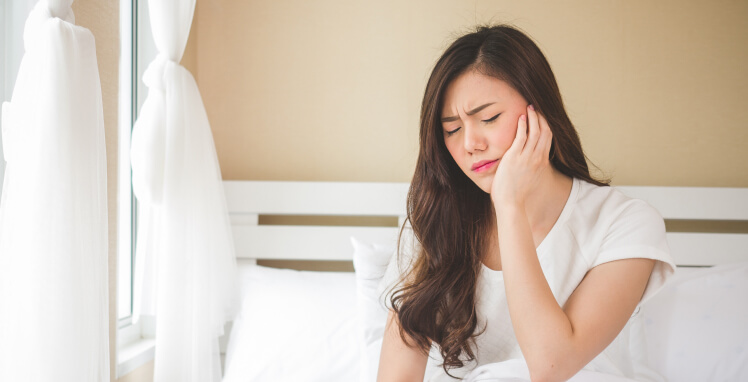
[189,0,748,187]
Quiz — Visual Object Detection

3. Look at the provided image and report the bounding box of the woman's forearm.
[496,203,578,381]
[377,310,429,382]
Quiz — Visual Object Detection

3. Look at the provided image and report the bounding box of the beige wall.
[191,0,748,187]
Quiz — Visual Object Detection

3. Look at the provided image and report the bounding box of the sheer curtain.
[0,0,109,381]
[130,0,239,380]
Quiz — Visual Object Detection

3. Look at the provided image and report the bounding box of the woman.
[377,25,674,382]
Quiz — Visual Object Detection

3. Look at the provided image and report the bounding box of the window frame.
[1,0,6,195]
[117,0,136,328]
[116,0,156,377]
[0,1,32,195]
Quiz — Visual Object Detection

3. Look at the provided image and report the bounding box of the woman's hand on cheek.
[490,105,553,209]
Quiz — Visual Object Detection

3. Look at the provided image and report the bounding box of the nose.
[463,122,486,153]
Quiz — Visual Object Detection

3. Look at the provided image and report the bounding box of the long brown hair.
[389,24,609,376]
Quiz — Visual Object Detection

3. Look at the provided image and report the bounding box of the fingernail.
[520,114,526,121]
[528,104,535,111]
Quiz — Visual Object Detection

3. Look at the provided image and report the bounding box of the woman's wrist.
[494,199,527,222]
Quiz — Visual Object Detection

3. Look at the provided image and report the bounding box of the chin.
[474,179,492,194]
[464,173,492,194]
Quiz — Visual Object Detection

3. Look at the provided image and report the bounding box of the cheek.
[491,123,518,149]
[444,140,461,163]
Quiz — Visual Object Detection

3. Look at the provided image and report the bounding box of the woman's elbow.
[527,357,581,382]
[529,368,564,382]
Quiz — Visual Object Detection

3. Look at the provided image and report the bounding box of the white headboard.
[616,185,748,266]
[223,181,748,267]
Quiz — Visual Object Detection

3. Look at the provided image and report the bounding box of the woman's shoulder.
[565,178,669,261]
[573,178,663,224]
[569,178,672,267]
[572,179,676,306]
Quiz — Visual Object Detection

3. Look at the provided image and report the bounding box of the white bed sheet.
[223,262,360,382]
[223,258,748,382]
[640,261,748,381]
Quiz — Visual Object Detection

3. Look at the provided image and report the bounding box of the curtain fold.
[131,0,239,380]
[0,0,110,381]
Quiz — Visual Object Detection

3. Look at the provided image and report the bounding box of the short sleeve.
[377,226,420,310]
[591,199,676,307]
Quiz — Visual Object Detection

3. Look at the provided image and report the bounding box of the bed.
[217,180,748,382]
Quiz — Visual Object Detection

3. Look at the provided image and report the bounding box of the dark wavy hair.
[389,24,609,376]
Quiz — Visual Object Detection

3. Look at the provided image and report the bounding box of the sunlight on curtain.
[130,0,239,380]
[0,0,109,381]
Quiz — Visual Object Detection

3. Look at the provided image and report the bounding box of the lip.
[471,159,499,172]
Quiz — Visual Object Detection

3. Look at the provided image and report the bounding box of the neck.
[483,168,573,264]
[526,168,573,229]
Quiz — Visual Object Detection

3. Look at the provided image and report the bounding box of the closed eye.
[445,127,461,136]
[482,113,500,123]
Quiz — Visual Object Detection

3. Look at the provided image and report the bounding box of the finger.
[508,114,528,155]
[536,112,553,160]
[525,105,541,156]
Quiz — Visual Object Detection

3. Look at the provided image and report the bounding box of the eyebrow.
[440,103,495,123]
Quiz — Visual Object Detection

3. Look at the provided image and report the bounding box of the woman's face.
[440,69,529,193]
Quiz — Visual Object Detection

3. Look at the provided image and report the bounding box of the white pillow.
[223,262,360,382]
[351,237,394,382]
[641,261,748,381]
[353,234,446,382]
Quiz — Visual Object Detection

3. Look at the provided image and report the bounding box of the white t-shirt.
[380,177,676,381]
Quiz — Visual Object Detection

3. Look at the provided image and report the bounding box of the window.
[1,1,6,195]
[116,0,158,377]
[118,0,159,327]
[0,1,34,195]
[116,0,137,346]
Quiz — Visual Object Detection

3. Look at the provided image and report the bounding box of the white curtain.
[0,0,109,381]
[130,0,239,380]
